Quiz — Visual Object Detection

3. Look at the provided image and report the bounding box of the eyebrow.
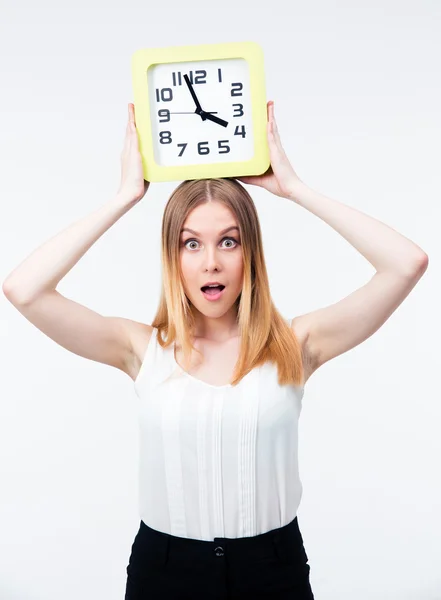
[180,225,240,236]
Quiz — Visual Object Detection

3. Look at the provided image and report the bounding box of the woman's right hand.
[117,103,150,204]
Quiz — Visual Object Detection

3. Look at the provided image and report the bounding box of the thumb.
[237,176,260,186]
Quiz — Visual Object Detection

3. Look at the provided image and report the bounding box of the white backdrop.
[1,1,439,599]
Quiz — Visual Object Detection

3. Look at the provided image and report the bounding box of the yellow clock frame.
[131,41,270,183]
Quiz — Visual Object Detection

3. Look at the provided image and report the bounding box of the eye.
[221,237,238,248]
[182,237,239,251]
[183,239,198,250]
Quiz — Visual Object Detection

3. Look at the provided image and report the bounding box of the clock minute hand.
[183,74,228,126]
[183,74,206,121]
[200,111,228,128]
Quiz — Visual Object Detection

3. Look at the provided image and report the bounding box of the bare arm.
[3,104,149,375]
[3,196,136,304]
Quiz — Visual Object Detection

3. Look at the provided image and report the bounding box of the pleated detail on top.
[133,323,304,542]
[237,369,260,537]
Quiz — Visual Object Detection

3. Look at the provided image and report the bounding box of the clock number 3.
[232,104,244,117]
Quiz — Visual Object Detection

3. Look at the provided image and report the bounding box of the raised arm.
[238,100,428,378]
[3,104,149,376]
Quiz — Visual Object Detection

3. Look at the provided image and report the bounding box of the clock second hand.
[170,111,228,127]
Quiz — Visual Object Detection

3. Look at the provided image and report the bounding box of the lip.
[201,287,226,302]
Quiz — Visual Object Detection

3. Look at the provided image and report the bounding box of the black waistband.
[139,515,307,564]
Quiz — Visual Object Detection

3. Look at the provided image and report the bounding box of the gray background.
[1,1,439,599]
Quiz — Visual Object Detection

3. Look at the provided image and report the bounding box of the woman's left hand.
[237,101,303,198]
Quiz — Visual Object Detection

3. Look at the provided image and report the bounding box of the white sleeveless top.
[133,319,305,542]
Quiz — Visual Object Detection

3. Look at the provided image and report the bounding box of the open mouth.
[201,285,226,301]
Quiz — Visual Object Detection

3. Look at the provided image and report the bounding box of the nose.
[203,246,221,271]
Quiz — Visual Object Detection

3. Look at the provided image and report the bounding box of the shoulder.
[120,320,154,382]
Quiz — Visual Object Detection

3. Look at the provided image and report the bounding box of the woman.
[3,101,428,599]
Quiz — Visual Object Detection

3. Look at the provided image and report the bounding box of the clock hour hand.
[199,111,228,128]
[183,74,207,121]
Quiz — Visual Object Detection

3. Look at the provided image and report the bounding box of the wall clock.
[131,41,269,182]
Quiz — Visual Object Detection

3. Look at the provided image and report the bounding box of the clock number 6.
[198,142,209,155]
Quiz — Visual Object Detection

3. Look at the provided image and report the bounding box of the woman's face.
[179,202,244,318]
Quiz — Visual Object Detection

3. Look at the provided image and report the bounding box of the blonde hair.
[150,178,304,387]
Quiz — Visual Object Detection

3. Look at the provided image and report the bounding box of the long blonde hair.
[150,178,304,387]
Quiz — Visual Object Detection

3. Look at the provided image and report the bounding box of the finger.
[122,131,130,156]
[126,110,137,140]
[237,176,253,185]
[123,122,132,149]
[127,104,134,128]
[237,176,261,187]
[130,131,139,152]
[125,106,133,130]
[268,101,274,122]
[267,113,276,146]
[269,102,277,133]
[269,104,284,152]
[267,102,276,134]
[122,123,134,156]
[129,103,137,127]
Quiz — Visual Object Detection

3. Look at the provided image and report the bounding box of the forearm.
[3,192,136,304]
[286,182,428,276]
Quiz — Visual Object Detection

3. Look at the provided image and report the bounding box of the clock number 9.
[158,109,170,122]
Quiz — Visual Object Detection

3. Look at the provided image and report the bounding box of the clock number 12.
[170,71,207,86]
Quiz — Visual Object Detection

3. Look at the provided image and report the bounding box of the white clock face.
[147,58,254,166]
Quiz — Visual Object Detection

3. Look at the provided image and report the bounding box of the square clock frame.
[131,41,270,183]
